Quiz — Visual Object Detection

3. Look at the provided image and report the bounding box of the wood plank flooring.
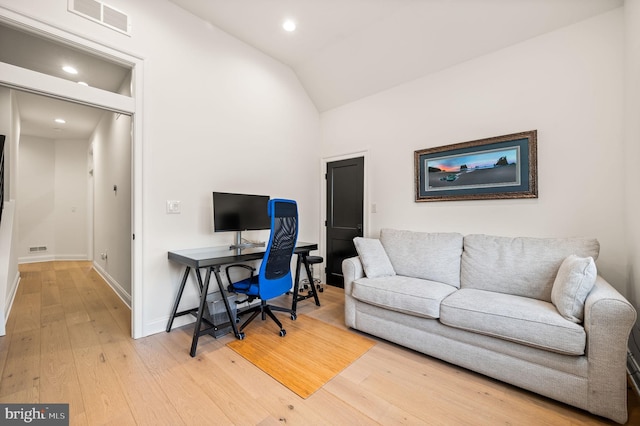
[0,261,638,425]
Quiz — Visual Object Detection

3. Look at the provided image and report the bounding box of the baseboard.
[5,270,19,319]
[18,254,56,263]
[627,350,640,396]
[1,271,20,336]
[148,314,194,336]
[18,254,89,264]
[92,262,131,308]
[152,293,252,337]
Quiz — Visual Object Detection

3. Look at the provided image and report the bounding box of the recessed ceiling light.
[77,81,89,86]
[54,118,66,124]
[283,19,296,32]
[62,65,78,74]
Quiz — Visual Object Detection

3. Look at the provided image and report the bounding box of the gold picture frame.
[415,130,537,202]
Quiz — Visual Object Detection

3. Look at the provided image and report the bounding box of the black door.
[326,157,364,287]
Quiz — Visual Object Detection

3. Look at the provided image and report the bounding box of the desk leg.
[211,266,244,340]
[189,267,212,357]
[292,254,303,313]
[301,254,321,306]
[167,266,191,332]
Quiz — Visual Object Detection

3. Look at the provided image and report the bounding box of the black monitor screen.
[213,192,270,232]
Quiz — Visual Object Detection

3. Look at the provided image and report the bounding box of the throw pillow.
[551,255,597,323]
[353,237,396,278]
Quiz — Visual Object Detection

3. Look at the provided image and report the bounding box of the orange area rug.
[227,314,375,398]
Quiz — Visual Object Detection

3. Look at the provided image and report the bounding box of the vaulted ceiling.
[168,0,623,112]
[4,0,624,139]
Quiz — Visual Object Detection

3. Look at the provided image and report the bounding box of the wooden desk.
[167,242,319,357]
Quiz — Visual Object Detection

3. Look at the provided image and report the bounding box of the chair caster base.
[279,329,286,337]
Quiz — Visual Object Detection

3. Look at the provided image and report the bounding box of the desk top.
[168,242,318,268]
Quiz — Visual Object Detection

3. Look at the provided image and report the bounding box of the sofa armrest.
[342,256,365,328]
[583,275,637,423]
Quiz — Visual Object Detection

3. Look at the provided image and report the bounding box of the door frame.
[320,150,369,283]
[0,7,145,338]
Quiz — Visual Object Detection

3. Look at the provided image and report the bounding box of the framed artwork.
[415,130,537,202]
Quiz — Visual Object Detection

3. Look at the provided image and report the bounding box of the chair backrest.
[258,199,299,299]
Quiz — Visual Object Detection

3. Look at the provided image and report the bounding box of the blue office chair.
[225,199,298,337]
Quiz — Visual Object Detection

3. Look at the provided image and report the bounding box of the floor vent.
[68,0,131,36]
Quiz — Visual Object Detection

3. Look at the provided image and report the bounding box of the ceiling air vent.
[68,0,131,36]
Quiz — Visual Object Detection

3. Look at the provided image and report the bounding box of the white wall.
[91,111,131,302]
[54,139,89,258]
[0,85,20,335]
[17,136,54,259]
[138,4,321,333]
[624,1,640,362]
[0,0,321,336]
[321,10,626,290]
[17,135,89,262]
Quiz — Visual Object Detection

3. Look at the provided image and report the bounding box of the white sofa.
[342,228,637,424]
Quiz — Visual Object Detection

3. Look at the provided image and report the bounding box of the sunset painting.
[426,147,520,190]
[415,130,537,202]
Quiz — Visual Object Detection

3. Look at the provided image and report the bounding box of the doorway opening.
[13,88,133,315]
[0,10,143,337]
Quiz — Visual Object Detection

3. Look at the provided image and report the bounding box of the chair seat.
[229,276,260,296]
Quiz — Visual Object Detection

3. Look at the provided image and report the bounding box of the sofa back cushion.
[460,234,600,301]
[380,228,463,288]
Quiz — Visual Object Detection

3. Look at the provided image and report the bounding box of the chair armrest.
[225,264,256,287]
[342,256,365,328]
[583,275,637,423]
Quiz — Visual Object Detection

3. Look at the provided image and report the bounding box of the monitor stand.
[229,231,265,254]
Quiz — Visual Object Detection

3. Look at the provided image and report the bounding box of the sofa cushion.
[380,229,463,288]
[440,289,586,355]
[353,237,396,278]
[460,234,600,302]
[551,255,597,323]
[352,275,457,319]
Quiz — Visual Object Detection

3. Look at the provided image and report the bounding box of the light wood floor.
[1,261,638,425]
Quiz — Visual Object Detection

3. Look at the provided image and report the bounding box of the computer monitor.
[212,192,270,250]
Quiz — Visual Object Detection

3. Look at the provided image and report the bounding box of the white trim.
[3,271,19,336]
[93,261,131,308]
[131,61,144,339]
[18,254,90,263]
[320,150,369,283]
[0,5,144,338]
[150,314,194,337]
[0,62,134,113]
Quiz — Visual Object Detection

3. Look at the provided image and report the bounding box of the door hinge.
[132,234,135,240]
[324,220,328,226]
[324,173,327,180]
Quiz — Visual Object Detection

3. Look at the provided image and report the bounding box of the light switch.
[166,200,181,214]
